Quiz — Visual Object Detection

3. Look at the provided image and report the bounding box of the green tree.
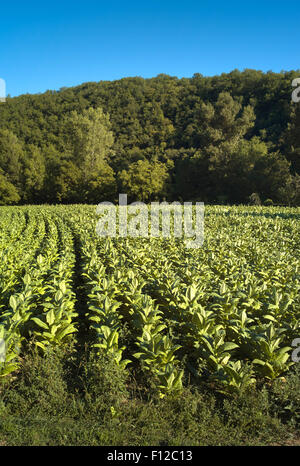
[283,105,300,175]
[63,106,115,180]
[0,171,20,205]
[278,174,300,206]
[119,159,170,202]
[83,161,117,203]
[22,144,46,202]
[61,106,117,203]
[0,129,24,187]
[42,145,65,203]
[55,160,82,203]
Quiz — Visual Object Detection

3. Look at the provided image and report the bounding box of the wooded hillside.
[0,69,299,205]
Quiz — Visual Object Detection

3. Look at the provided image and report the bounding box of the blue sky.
[1,0,299,97]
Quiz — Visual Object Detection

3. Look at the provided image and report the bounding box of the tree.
[278,174,300,206]
[54,160,81,203]
[82,161,117,203]
[0,129,24,187]
[22,144,46,202]
[42,145,65,203]
[173,149,211,201]
[63,106,115,181]
[283,105,300,175]
[119,159,170,202]
[0,171,20,205]
[61,106,117,203]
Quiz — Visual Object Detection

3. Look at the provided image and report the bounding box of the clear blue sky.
[1,0,299,97]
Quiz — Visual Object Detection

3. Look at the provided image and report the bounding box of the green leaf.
[31,317,49,330]
[46,309,55,326]
[9,296,18,311]
[222,342,239,352]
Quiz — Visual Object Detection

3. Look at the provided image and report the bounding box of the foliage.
[0,204,299,445]
[0,70,299,205]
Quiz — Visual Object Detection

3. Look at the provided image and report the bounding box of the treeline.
[0,69,299,206]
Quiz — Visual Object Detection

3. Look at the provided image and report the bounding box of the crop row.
[0,205,299,397]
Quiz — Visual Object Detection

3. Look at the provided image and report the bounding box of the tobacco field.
[0,204,299,400]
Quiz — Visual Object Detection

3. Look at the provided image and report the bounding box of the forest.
[0,69,299,206]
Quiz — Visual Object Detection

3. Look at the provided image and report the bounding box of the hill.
[0,70,299,205]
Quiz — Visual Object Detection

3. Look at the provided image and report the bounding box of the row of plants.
[0,208,78,376]
[0,204,299,399]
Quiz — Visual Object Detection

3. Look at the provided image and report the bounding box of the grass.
[0,342,299,446]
